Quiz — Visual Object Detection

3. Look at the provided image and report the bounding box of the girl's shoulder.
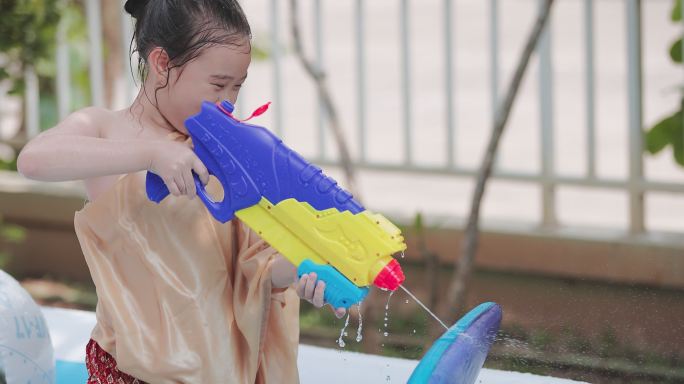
[64,106,144,141]
[42,106,119,140]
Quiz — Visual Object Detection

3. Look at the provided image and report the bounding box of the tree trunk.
[288,0,360,200]
[102,0,124,109]
[441,0,556,324]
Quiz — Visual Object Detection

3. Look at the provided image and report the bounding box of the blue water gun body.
[146,101,406,309]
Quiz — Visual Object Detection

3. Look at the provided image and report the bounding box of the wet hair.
[124,0,251,111]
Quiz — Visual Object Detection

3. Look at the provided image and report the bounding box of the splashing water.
[337,313,351,348]
[382,290,395,339]
[356,302,363,342]
[399,284,449,330]
[385,290,395,311]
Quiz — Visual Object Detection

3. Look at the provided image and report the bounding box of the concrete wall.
[1,170,683,290]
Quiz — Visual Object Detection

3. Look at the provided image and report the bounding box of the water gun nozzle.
[373,259,405,291]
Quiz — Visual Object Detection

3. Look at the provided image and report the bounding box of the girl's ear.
[148,47,170,82]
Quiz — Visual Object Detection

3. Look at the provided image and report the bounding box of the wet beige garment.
[73,134,300,383]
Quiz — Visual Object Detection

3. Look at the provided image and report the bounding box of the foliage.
[0,155,17,171]
[645,0,684,167]
[0,215,26,269]
[0,0,90,131]
[0,0,64,93]
[646,110,683,166]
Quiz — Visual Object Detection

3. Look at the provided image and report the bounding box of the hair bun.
[124,0,150,18]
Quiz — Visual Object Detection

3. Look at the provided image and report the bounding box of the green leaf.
[645,111,678,154]
[251,43,270,62]
[413,212,424,231]
[671,38,682,64]
[0,224,26,243]
[7,80,24,96]
[645,109,684,167]
[674,125,684,166]
[0,251,9,269]
[673,0,683,22]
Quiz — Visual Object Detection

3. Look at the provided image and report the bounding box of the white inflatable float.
[0,270,54,384]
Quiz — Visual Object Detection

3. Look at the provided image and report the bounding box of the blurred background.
[0,0,683,383]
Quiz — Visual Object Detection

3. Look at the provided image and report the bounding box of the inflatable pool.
[0,270,586,383]
[40,306,586,383]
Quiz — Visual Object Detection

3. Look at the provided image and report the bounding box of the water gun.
[146,100,406,309]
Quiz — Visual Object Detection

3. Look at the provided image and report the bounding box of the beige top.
[73,137,300,383]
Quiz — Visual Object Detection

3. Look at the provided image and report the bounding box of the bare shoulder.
[41,106,117,139]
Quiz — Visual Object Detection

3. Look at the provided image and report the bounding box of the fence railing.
[15,0,684,238]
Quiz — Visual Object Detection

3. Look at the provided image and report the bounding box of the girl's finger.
[312,281,325,308]
[296,274,308,297]
[165,177,181,196]
[334,307,346,319]
[173,175,186,195]
[304,272,317,300]
[193,158,210,186]
[182,170,196,198]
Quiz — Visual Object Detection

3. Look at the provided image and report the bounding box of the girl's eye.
[234,84,243,90]
[212,83,225,89]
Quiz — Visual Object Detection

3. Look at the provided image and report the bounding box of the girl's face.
[154,39,252,134]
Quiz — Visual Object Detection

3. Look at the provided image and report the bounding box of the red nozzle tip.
[373,259,405,291]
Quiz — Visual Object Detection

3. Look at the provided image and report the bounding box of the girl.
[18,0,345,382]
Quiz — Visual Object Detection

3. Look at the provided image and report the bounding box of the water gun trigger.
[297,260,370,309]
[146,168,233,221]
[146,171,208,203]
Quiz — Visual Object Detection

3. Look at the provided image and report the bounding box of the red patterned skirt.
[86,339,147,384]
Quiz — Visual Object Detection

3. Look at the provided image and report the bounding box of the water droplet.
[412,329,416,334]
[405,300,409,304]
[356,302,364,342]
[383,331,388,337]
[337,313,351,348]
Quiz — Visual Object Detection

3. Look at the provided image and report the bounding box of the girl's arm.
[17,107,209,197]
[17,107,153,181]
[271,254,297,288]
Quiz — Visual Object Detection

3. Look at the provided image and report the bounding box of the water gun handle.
[146,171,220,208]
[297,260,370,309]
[146,134,237,222]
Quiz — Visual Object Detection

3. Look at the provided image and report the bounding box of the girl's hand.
[147,140,210,199]
[296,272,347,319]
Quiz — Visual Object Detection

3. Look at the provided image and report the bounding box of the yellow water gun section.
[235,197,407,287]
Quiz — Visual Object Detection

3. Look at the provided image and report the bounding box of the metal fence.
[18,0,684,238]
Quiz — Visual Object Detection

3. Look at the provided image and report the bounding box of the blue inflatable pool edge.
[56,360,88,383]
[408,302,503,384]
